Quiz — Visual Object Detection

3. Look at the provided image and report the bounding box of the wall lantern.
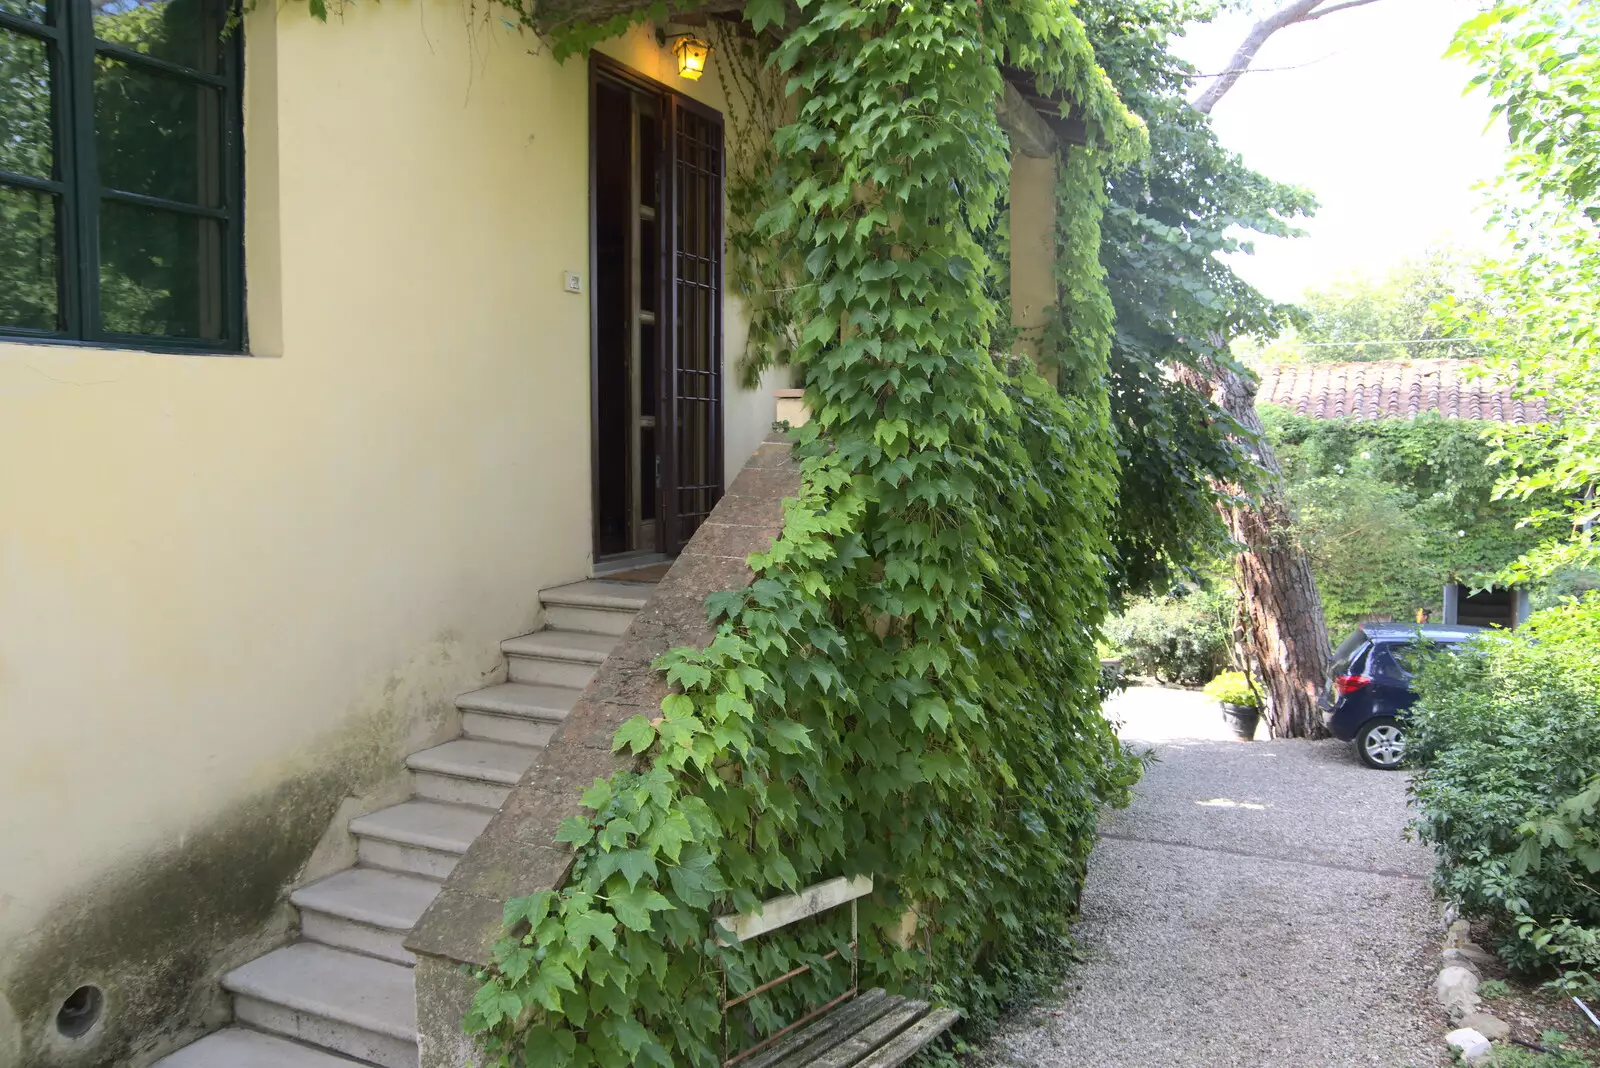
[665,33,712,81]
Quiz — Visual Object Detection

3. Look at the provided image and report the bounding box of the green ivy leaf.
[566,908,619,953]
[503,890,555,932]
[468,983,522,1029]
[605,1015,652,1058]
[581,778,613,812]
[744,0,786,33]
[609,884,674,931]
[527,960,577,1013]
[613,715,658,755]
[911,695,951,731]
[555,816,595,848]
[522,1025,576,1068]
[767,719,812,754]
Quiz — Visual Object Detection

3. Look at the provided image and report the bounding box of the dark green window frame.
[0,0,244,352]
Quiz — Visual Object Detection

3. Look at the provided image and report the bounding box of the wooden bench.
[713,876,960,1068]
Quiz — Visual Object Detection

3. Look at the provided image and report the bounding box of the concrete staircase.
[153,579,654,1068]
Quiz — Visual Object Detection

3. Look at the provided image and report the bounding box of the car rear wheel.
[1356,717,1406,770]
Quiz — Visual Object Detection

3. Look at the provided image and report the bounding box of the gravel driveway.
[982,686,1448,1068]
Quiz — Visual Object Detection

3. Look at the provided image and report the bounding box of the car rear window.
[1331,629,1369,673]
[1384,640,1465,677]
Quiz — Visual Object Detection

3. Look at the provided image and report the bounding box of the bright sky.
[1171,0,1511,302]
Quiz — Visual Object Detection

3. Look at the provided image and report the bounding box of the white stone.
[541,579,652,635]
[407,737,540,808]
[292,868,441,965]
[1446,1028,1492,1063]
[1458,1012,1510,1042]
[349,799,490,879]
[502,628,614,687]
[1445,918,1474,948]
[1453,942,1499,969]
[152,1028,366,1067]
[1436,965,1481,1020]
[223,944,417,1068]
[1441,948,1483,976]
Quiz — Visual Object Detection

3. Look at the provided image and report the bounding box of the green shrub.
[1202,671,1260,708]
[1408,595,1600,990]
[1103,586,1232,685]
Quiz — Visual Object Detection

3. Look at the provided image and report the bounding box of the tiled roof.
[1255,360,1545,424]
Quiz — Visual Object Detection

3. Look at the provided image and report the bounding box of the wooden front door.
[590,57,725,560]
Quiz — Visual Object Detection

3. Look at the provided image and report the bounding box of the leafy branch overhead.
[1191,0,1389,115]
[1447,0,1600,582]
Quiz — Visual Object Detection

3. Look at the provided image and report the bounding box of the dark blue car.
[1321,623,1485,769]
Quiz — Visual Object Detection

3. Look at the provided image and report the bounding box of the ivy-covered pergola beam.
[536,0,1088,159]
[997,82,1058,158]
[533,0,754,34]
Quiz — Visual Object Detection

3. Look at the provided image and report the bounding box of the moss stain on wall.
[0,630,488,1068]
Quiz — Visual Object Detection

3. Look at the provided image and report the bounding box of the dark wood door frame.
[587,53,725,561]
[663,91,726,554]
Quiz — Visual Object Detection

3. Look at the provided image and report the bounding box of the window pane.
[94,55,224,207]
[99,199,225,340]
[94,0,228,75]
[1385,644,1418,676]
[0,183,60,330]
[0,0,48,22]
[0,28,54,178]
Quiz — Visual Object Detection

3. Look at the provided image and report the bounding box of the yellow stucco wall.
[0,7,775,1066]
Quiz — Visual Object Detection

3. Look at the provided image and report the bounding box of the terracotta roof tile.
[1255,359,1545,424]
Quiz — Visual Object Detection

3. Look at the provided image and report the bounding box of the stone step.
[348,800,490,880]
[151,1027,368,1068]
[222,944,416,1068]
[406,738,539,809]
[291,868,441,965]
[502,629,618,688]
[456,681,579,747]
[540,579,652,636]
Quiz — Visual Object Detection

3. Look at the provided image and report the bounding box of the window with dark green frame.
[0,0,243,351]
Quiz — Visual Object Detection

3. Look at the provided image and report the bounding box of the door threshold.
[593,552,675,583]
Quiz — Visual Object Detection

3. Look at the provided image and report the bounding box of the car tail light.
[1335,674,1372,695]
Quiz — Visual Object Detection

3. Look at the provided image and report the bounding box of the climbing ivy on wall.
[461,3,1147,1066]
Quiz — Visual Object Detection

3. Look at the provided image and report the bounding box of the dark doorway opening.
[593,77,662,558]
[590,56,725,561]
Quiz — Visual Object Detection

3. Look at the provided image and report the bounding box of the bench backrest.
[713,875,873,946]
[712,875,875,1067]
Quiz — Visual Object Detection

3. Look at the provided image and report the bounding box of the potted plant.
[1203,671,1262,741]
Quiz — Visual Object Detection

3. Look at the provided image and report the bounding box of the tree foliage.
[1449,0,1600,581]
[1080,0,1314,597]
[1263,409,1552,633]
[1103,583,1233,685]
[462,4,1148,1066]
[1242,247,1492,364]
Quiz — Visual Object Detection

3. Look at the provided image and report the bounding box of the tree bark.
[1185,361,1332,739]
[1177,0,1394,735]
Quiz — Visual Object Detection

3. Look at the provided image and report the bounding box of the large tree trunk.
[1189,362,1332,739]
